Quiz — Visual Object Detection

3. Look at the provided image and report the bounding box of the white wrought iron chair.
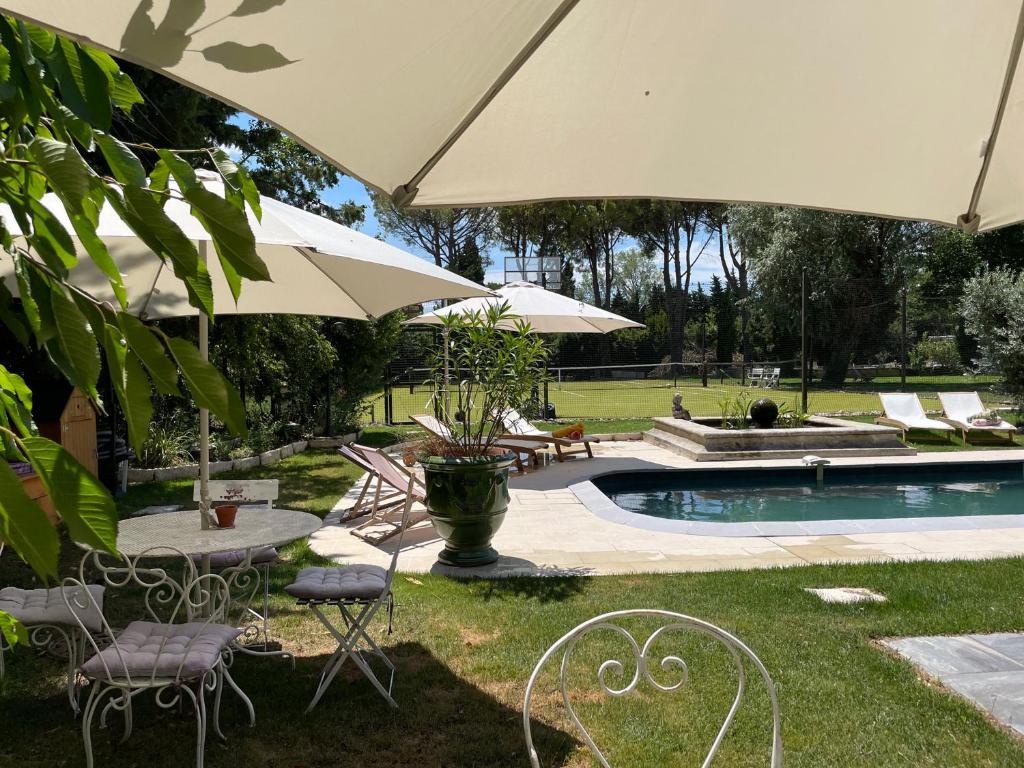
[0,581,105,713]
[189,479,283,656]
[284,475,414,711]
[748,367,764,387]
[523,610,783,768]
[66,549,255,768]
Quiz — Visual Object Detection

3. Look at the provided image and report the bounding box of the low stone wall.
[127,433,358,483]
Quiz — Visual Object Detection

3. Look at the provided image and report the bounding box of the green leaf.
[165,336,247,437]
[149,160,171,196]
[48,37,112,130]
[95,132,146,187]
[51,103,95,149]
[0,281,29,345]
[0,610,28,648]
[156,149,197,191]
[0,365,34,437]
[28,136,91,215]
[111,185,214,316]
[22,22,55,55]
[0,459,59,580]
[236,164,262,222]
[81,47,142,113]
[183,185,270,301]
[123,352,154,451]
[69,206,128,308]
[117,314,180,396]
[22,437,117,555]
[50,287,101,399]
[27,197,77,269]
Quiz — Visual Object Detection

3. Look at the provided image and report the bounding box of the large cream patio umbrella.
[4,1,1024,232]
[1,171,491,528]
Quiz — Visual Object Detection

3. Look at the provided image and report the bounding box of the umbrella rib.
[299,247,375,320]
[960,0,1024,232]
[136,260,165,319]
[391,0,581,206]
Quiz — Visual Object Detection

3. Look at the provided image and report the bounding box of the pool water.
[593,463,1024,523]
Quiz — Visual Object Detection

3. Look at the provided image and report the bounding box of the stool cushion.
[284,565,388,601]
[0,585,105,633]
[191,547,279,569]
[80,621,241,680]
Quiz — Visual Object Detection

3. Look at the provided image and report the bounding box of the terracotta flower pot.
[214,503,238,528]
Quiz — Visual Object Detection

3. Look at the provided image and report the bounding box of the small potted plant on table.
[418,303,548,567]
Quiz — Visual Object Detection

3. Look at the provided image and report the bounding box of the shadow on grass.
[0,642,576,768]
[467,573,589,604]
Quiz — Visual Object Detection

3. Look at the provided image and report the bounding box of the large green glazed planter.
[419,453,516,567]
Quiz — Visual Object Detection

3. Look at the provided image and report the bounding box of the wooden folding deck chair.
[348,444,429,545]
[336,445,406,522]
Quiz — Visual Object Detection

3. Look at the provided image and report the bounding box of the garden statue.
[750,398,780,428]
[672,393,691,420]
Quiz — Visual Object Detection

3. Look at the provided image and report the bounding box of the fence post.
[383,365,393,426]
[900,283,908,389]
[801,268,808,414]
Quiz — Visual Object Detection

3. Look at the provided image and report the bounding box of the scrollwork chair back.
[523,610,782,768]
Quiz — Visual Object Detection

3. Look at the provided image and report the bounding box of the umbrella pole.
[443,327,451,415]
[199,242,211,531]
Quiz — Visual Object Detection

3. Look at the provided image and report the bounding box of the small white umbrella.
[2,171,491,528]
[7,1,1024,231]
[408,281,644,334]
[408,280,643,412]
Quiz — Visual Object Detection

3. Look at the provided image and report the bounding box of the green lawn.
[378,374,1011,423]
[4,450,1024,766]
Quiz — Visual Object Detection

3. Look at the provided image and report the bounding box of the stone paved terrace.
[308,440,1024,577]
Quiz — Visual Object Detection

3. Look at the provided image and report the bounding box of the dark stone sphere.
[749,398,779,428]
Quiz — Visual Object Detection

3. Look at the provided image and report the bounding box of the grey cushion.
[80,621,241,680]
[284,565,388,601]
[190,546,278,569]
[0,585,105,633]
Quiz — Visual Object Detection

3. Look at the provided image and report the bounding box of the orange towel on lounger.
[552,422,584,440]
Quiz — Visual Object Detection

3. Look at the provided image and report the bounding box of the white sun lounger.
[937,392,1017,442]
[875,393,955,440]
[497,408,599,461]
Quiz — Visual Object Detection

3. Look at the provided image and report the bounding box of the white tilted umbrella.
[408,281,643,334]
[6,1,1024,231]
[408,281,643,412]
[2,171,491,528]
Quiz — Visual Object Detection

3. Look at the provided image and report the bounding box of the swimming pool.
[576,462,1024,536]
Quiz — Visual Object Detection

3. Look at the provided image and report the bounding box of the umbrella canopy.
[5,1,1024,231]
[2,170,490,530]
[0,171,491,319]
[408,281,643,334]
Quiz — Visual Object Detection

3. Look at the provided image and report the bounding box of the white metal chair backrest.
[938,391,984,421]
[523,609,782,768]
[879,393,926,422]
[65,549,233,687]
[192,479,279,508]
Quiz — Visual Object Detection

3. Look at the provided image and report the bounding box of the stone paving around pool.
[885,633,1024,736]
[308,440,1024,577]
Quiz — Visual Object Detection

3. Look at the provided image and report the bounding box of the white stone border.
[570,457,1024,537]
[127,433,359,483]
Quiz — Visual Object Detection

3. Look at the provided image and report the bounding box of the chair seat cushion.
[0,585,105,633]
[284,565,388,601]
[190,547,279,569]
[80,621,241,680]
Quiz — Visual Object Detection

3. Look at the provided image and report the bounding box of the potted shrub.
[418,303,548,567]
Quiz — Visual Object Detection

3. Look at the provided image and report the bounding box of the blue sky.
[230,115,724,291]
